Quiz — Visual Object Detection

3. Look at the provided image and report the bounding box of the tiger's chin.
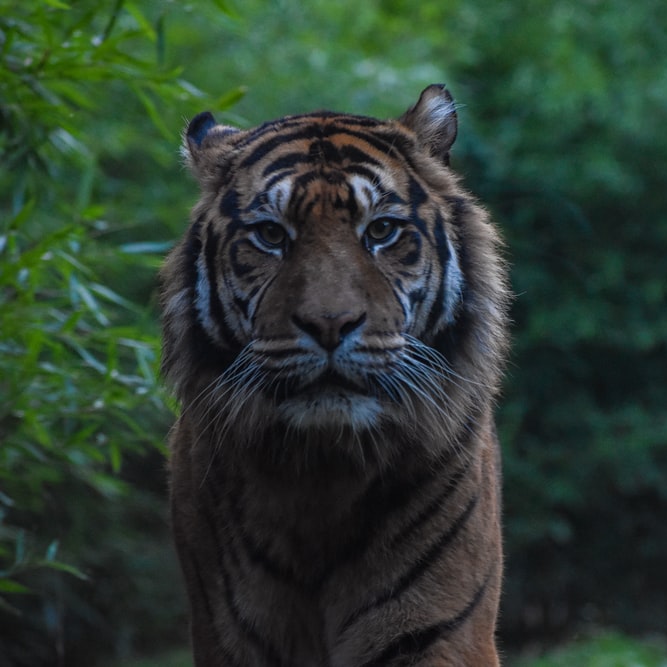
[276,391,383,431]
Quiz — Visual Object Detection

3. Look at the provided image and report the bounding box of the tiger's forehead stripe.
[237,111,390,149]
[259,142,383,179]
[237,117,416,174]
[232,121,419,223]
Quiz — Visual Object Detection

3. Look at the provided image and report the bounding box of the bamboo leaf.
[34,560,89,581]
[0,580,32,594]
[131,84,172,140]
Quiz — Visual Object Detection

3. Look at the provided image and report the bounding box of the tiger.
[160,84,511,667]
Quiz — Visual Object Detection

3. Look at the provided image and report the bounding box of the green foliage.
[0,1,238,664]
[514,632,667,667]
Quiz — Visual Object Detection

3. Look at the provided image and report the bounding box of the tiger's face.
[162,86,508,452]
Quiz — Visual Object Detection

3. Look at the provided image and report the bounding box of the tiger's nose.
[292,312,366,351]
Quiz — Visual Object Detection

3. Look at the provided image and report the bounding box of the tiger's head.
[161,85,510,463]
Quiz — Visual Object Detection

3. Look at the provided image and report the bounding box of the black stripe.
[198,486,235,569]
[190,488,246,667]
[190,550,240,667]
[291,111,383,128]
[225,476,308,589]
[236,115,321,148]
[201,220,247,352]
[218,546,289,667]
[293,193,320,224]
[398,230,422,266]
[335,181,359,218]
[203,222,226,331]
[239,126,331,169]
[184,215,204,287]
[229,238,257,277]
[247,284,260,301]
[423,281,446,340]
[238,112,386,152]
[348,126,429,180]
[233,295,250,319]
[240,120,412,172]
[190,551,243,667]
[291,169,326,192]
[407,177,429,231]
[432,209,452,265]
[234,113,428,199]
[407,287,426,311]
[202,464,289,667]
[336,126,413,164]
[262,167,297,195]
[400,249,421,267]
[283,171,355,223]
[262,151,315,177]
[218,449,461,595]
[431,197,472,361]
[341,493,479,633]
[309,138,341,163]
[386,458,472,551]
[191,549,216,624]
[423,210,451,336]
[443,196,469,289]
[313,450,458,585]
[219,187,250,245]
[444,195,467,227]
[358,571,493,667]
[338,142,382,167]
[219,186,240,220]
[340,163,382,184]
[260,158,381,210]
[441,197,468,286]
[390,282,409,322]
[173,218,237,375]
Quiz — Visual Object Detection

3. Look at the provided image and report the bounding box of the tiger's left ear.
[399,84,458,166]
[182,111,240,183]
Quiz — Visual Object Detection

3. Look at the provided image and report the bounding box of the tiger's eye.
[255,222,287,247]
[366,218,398,242]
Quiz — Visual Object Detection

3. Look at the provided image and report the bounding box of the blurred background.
[1,1,666,665]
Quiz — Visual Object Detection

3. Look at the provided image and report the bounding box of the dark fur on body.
[161,85,511,666]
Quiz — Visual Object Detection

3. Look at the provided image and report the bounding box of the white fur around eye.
[443,237,464,325]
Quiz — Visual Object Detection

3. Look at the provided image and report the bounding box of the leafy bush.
[513,632,667,667]
[0,1,237,664]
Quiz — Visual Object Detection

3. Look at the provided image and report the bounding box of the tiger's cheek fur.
[221,230,282,339]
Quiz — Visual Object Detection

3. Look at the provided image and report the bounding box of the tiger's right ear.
[182,111,240,181]
[399,84,458,166]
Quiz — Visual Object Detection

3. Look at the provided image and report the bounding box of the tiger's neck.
[190,411,487,577]
[170,407,501,665]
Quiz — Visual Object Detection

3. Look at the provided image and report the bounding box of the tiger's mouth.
[273,369,384,431]
[300,370,367,395]
[271,369,371,405]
